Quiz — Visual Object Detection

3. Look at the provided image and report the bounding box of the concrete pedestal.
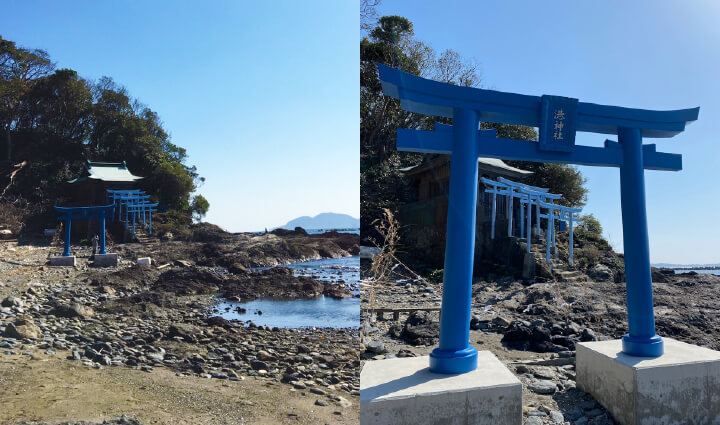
[577,338,720,425]
[522,252,536,279]
[93,253,119,267]
[360,352,521,425]
[49,256,75,267]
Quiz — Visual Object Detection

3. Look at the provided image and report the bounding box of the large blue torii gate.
[54,205,115,257]
[378,63,698,373]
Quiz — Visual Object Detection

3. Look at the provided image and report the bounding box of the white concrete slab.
[137,257,152,265]
[49,256,75,267]
[360,352,522,425]
[93,253,119,267]
[577,338,720,425]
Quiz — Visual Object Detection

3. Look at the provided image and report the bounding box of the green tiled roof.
[68,160,143,183]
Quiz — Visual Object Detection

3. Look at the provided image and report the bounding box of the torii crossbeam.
[378,63,699,373]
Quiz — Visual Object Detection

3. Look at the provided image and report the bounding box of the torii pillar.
[431,108,480,373]
[618,126,662,355]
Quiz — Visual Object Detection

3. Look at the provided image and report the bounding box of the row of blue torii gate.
[54,189,158,258]
[483,176,582,266]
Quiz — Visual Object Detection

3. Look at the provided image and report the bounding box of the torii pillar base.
[360,353,521,425]
[577,338,720,425]
[49,256,76,267]
[93,253,119,267]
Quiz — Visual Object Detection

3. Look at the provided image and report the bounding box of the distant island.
[278,213,359,230]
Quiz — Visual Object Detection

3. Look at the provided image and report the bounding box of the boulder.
[581,328,598,342]
[50,302,95,319]
[400,311,439,346]
[250,359,269,370]
[3,318,42,339]
[167,323,200,342]
[528,379,557,395]
[365,340,386,354]
[1,296,23,308]
[588,263,614,282]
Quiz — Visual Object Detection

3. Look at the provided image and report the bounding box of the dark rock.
[167,323,200,343]
[531,326,552,342]
[155,267,222,295]
[528,379,557,395]
[588,264,614,282]
[250,359,269,370]
[400,311,439,346]
[1,296,23,308]
[581,328,598,342]
[205,316,232,328]
[49,303,95,319]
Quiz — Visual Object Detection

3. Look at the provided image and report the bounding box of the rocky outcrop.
[588,263,614,282]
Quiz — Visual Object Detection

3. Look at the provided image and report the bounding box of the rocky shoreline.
[0,228,361,424]
[360,262,720,425]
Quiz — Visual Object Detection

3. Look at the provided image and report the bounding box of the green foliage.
[576,245,600,270]
[577,213,603,236]
[0,36,206,229]
[360,16,589,242]
[573,213,611,252]
[190,194,210,222]
[499,124,588,208]
[361,15,480,238]
[427,269,444,283]
[152,209,193,240]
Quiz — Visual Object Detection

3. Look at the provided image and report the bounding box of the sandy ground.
[0,349,355,425]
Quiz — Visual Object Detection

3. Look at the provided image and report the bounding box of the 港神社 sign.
[539,95,578,152]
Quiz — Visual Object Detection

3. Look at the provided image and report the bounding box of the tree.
[577,213,603,237]
[360,16,591,243]
[360,0,381,33]
[0,36,207,230]
[360,16,482,237]
[190,194,209,222]
[0,36,54,160]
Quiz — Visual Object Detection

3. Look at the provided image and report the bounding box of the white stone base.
[137,257,152,265]
[49,256,75,266]
[577,338,720,425]
[93,253,119,267]
[360,352,521,425]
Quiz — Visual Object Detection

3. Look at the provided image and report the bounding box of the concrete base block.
[93,253,119,267]
[577,338,720,425]
[49,256,75,267]
[360,352,521,425]
[522,252,536,279]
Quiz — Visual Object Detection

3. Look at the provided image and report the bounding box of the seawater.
[250,228,360,235]
[214,256,360,329]
[673,269,720,276]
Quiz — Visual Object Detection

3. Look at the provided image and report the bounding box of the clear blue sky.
[1,0,359,232]
[374,0,720,264]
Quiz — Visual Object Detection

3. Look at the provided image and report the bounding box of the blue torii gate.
[553,204,583,266]
[54,205,115,257]
[482,177,581,264]
[117,194,150,229]
[107,190,146,222]
[378,63,698,372]
[126,202,159,237]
